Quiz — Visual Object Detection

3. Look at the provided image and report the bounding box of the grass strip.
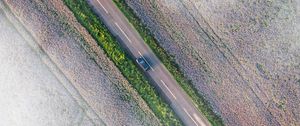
[113,0,224,126]
[62,0,182,125]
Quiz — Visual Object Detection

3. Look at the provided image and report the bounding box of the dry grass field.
[123,0,300,125]
[1,0,160,125]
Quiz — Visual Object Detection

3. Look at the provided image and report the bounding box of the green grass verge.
[62,0,182,125]
[113,0,224,126]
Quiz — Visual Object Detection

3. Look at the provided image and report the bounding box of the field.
[0,4,96,126]
[2,0,161,125]
[118,0,300,125]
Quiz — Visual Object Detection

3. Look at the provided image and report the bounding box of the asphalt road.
[88,0,211,125]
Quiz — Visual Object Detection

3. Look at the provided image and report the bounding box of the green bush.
[113,0,224,126]
[63,0,182,125]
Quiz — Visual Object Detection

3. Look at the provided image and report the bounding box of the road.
[88,0,211,126]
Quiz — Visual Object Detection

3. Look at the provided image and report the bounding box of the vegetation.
[63,0,182,125]
[113,0,224,126]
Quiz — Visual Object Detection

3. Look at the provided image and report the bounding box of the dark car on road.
[136,57,150,71]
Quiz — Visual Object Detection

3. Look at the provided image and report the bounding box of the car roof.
[136,57,150,70]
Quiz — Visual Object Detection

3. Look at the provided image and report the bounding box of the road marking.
[115,22,132,43]
[183,108,199,126]
[138,51,154,71]
[96,0,108,14]
[160,80,177,99]
[93,1,208,125]
[193,113,206,126]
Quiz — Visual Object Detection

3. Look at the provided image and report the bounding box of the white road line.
[193,113,206,126]
[114,22,132,43]
[183,108,199,126]
[160,80,177,99]
[138,51,154,71]
[96,0,108,14]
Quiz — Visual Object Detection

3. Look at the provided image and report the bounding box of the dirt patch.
[123,0,300,125]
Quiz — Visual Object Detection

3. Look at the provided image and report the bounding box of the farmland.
[1,0,161,125]
[0,4,95,126]
[2,0,299,125]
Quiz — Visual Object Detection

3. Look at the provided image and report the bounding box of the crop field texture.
[0,4,96,126]
[3,0,161,125]
[120,0,300,125]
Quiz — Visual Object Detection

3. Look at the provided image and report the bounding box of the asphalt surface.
[88,0,211,125]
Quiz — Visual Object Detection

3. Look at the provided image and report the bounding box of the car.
[136,57,150,71]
